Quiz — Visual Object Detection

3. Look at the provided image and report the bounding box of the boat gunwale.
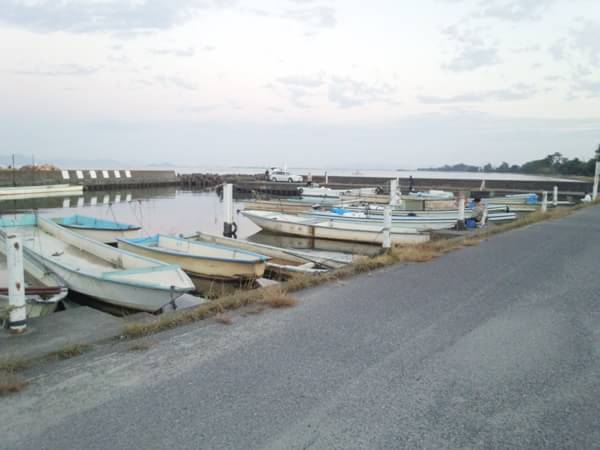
[118,234,270,264]
[11,215,195,292]
[54,214,142,231]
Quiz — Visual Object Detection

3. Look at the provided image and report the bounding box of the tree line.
[421,144,600,177]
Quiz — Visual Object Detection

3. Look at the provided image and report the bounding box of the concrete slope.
[2,206,599,450]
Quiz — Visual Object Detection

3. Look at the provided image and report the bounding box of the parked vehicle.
[269,169,303,183]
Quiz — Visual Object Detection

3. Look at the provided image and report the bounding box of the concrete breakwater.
[0,169,178,190]
[0,170,591,197]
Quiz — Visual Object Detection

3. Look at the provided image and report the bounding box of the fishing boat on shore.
[53,214,141,244]
[186,232,348,276]
[117,234,268,286]
[301,209,517,229]
[242,210,430,245]
[0,231,68,324]
[0,184,83,201]
[0,214,194,312]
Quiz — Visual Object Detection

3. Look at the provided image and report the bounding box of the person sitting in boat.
[471,198,487,222]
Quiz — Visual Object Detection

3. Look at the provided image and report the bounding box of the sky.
[0,0,599,169]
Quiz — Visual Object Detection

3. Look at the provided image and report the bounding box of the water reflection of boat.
[248,231,382,257]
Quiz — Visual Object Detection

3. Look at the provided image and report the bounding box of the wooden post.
[222,183,235,237]
[382,206,391,249]
[541,191,548,213]
[593,161,600,201]
[456,192,465,230]
[7,234,26,334]
[389,179,399,206]
[553,185,558,207]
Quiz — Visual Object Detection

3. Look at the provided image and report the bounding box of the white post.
[592,161,600,201]
[389,179,398,206]
[382,206,391,249]
[541,191,548,213]
[553,185,558,207]
[307,172,312,184]
[456,192,465,230]
[223,183,235,237]
[7,234,26,333]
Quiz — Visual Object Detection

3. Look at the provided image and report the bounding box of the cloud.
[149,47,196,57]
[328,77,395,108]
[9,64,100,76]
[276,74,324,88]
[444,46,500,72]
[178,104,220,113]
[477,0,557,21]
[418,84,537,104]
[570,20,600,67]
[0,0,233,34]
[570,79,600,98]
[155,75,197,90]
[248,4,336,31]
[282,6,336,28]
[442,25,500,72]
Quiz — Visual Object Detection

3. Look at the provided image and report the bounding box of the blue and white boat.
[0,214,194,312]
[53,214,142,244]
[117,234,268,285]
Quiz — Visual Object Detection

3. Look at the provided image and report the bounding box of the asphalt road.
[2,206,600,449]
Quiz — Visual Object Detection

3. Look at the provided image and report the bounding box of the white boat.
[0,184,82,199]
[53,214,142,244]
[0,214,195,312]
[186,232,348,275]
[298,185,379,199]
[117,234,268,283]
[0,232,68,324]
[303,209,517,228]
[406,190,454,200]
[242,210,430,245]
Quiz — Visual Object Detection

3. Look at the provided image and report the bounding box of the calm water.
[0,187,375,257]
[0,187,260,239]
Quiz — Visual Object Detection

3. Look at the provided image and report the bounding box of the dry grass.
[0,370,28,396]
[127,340,156,352]
[121,204,592,339]
[215,313,233,325]
[48,343,92,361]
[0,356,29,373]
[259,287,298,308]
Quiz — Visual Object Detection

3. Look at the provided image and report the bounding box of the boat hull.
[117,240,266,281]
[62,227,141,244]
[243,211,430,245]
[24,250,182,312]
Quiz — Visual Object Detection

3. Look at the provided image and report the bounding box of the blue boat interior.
[56,215,141,231]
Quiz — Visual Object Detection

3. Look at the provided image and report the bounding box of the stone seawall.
[311,175,592,195]
[0,169,178,189]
